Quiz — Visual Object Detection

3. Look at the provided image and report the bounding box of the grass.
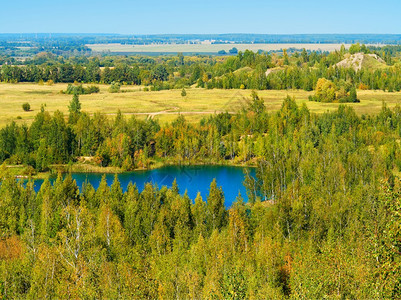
[68,163,123,173]
[363,55,388,70]
[1,82,401,127]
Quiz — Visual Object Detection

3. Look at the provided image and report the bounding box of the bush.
[229,47,238,54]
[22,103,30,111]
[108,82,121,93]
[311,78,360,103]
[64,84,100,95]
[22,165,37,176]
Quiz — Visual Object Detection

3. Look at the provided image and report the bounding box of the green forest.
[1,42,401,298]
[1,90,401,298]
[2,44,401,94]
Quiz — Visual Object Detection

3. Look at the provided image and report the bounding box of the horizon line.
[1,33,401,36]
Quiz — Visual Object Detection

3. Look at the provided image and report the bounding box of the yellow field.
[0,82,401,127]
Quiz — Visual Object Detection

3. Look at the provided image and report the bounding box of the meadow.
[0,82,401,127]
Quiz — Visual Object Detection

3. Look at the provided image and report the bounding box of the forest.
[1,89,401,297]
[1,41,401,298]
[2,43,401,96]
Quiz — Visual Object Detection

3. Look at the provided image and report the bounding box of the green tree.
[181,88,187,97]
[68,93,81,124]
[68,93,81,114]
[22,103,31,111]
[206,179,227,232]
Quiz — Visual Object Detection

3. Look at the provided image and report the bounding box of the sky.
[0,0,400,34]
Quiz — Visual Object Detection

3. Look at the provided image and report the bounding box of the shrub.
[22,103,30,111]
[229,47,238,54]
[311,78,360,103]
[64,84,99,95]
[108,82,121,93]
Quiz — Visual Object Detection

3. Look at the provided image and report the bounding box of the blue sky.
[0,0,400,34]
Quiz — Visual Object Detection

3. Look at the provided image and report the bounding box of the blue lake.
[32,165,255,207]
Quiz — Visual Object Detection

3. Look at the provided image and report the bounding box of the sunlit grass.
[1,82,401,127]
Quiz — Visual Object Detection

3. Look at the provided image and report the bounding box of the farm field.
[87,43,351,54]
[0,82,401,127]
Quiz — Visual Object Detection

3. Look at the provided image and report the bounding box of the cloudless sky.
[0,0,400,34]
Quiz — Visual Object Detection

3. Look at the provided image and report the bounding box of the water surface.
[33,165,255,207]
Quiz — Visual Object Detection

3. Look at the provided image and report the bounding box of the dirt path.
[106,107,234,119]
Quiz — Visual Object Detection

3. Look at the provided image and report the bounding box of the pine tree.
[181,88,187,97]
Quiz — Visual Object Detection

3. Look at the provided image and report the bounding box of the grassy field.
[87,43,350,54]
[1,82,401,127]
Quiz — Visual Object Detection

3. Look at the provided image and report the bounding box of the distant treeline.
[1,45,401,92]
[2,33,401,57]
[2,33,401,47]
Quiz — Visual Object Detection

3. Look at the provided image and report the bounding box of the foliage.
[1,44,401,92]
[108,81,121,93]
[22,103,30,111]
[309,78,360,103]
[64,83,99,95]
[1,93,401,297]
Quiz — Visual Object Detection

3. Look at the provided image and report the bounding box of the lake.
[32,165,255,207]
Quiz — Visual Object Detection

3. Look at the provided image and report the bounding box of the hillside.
[335,52,387,71]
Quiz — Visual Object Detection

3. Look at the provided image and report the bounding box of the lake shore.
[4,157,257,180]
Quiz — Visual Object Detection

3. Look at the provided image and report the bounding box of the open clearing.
[0,83,401,127]
[87,43,351,54]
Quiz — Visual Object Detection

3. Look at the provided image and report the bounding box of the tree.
[348,87,359,103]
[69,93,81,114]
[313,78,337,102]
[229,47,238,54]
[181,88,187,97]
[68,93,81,124]
[108,81,121,93]
[206,179,227,232]
[249,90,265,114]
[283,49,290,65]
[192,192,207,238]
[22,103,31,111]
[301,48,309,63]
[151,65,168,81]
[97,204,127,260]
[349,43,361,54]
